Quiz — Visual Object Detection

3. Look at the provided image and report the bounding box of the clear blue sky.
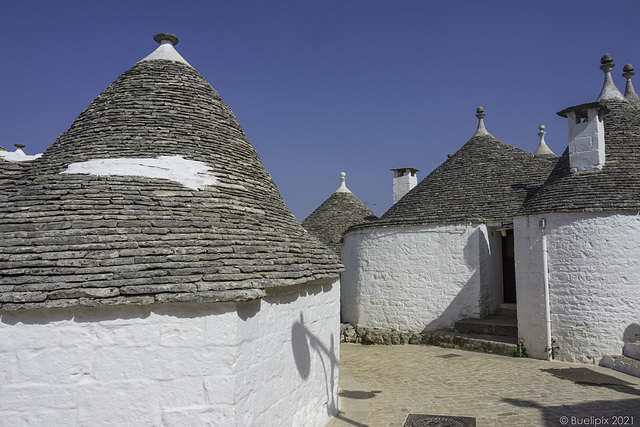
[2,1,640,220]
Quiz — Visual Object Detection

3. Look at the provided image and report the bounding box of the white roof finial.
[623,63,640,103]
[335,172,351,193]
[533,125,555,156]
[139,33,192,67]
[472,106,492,137]
[596,54,625,102]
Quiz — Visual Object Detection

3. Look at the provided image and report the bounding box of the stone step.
[600,354,640,379]
[454,312,518,337]
[623,341,640,360]
[426,329,518,357]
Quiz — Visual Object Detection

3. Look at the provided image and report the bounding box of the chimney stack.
[557,102,608,173]
[391,167,419,204]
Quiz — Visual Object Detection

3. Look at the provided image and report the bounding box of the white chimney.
[391,167,419,204]
[558,103,608,173]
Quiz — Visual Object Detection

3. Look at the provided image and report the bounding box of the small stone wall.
[341,323,421,345]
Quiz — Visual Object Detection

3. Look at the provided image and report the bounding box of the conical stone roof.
[302,174,377,254]
[350,128,557,230]
[0,34,342,310]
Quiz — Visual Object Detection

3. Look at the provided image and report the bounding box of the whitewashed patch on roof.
[0,148,43,162]
[60,155,216,190]
[139,43,192,67]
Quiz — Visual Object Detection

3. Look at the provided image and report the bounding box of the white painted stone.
[534,125,555,156]
[236,278,341,427]
[335,172,351,193]
[342,224,492,331]
[0,147,42,162]
[392,168,418,204]
[60,155,216,190]
[0,278,341,426]
[139,41,192,67]
[515,212,640,363]
[565,107,606,173]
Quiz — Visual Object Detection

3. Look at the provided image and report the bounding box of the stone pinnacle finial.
[622,63,640,103]
[336,172,351,193]
[534,125,555,156]
[153,33,179,46]
[597,53,625,102]
[14,143,25,150]
[473,106,490,137]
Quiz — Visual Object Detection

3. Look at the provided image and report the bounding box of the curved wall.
[0,278,340,426]
[515,212,640,363]
[342,224,488,332]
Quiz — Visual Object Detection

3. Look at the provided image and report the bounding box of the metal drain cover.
[404,414,476,426]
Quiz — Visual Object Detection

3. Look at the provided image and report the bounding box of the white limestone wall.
[0,278,341,426]
[0,303,238,426]
[236,277,340,427]
[515,212,640,363]
[342,224,488,332]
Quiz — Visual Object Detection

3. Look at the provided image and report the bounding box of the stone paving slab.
[328,343,640,427]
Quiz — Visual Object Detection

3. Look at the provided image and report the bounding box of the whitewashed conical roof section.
[0,34,342,310]
[139,33,191,66]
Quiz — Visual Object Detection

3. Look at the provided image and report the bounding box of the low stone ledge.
[340,323,422,345]
[340,323,517,357]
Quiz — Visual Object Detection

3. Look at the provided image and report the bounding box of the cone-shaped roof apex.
[139,33,191,66]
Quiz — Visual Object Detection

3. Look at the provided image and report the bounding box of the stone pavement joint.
[328,343,640,427]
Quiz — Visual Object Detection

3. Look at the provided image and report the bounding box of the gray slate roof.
[349,133,557,230]
[302,191,377,254]
[520,99,640,215]
[0,45,342,311]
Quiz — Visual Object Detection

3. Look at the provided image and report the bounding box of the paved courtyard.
[329,343,640,427]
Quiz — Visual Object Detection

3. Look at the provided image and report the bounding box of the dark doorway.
[502,230,516,303]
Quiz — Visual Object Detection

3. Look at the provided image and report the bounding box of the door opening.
[502,229,516,304]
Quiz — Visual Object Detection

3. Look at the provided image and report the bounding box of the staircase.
[428,308,518,357]
[600,341,640,378]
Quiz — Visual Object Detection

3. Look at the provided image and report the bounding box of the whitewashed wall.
[0,277,340,426]
[341,224,489,331]
[236,278,340,427]
[515,212,640,363]
[0,303,238,426]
